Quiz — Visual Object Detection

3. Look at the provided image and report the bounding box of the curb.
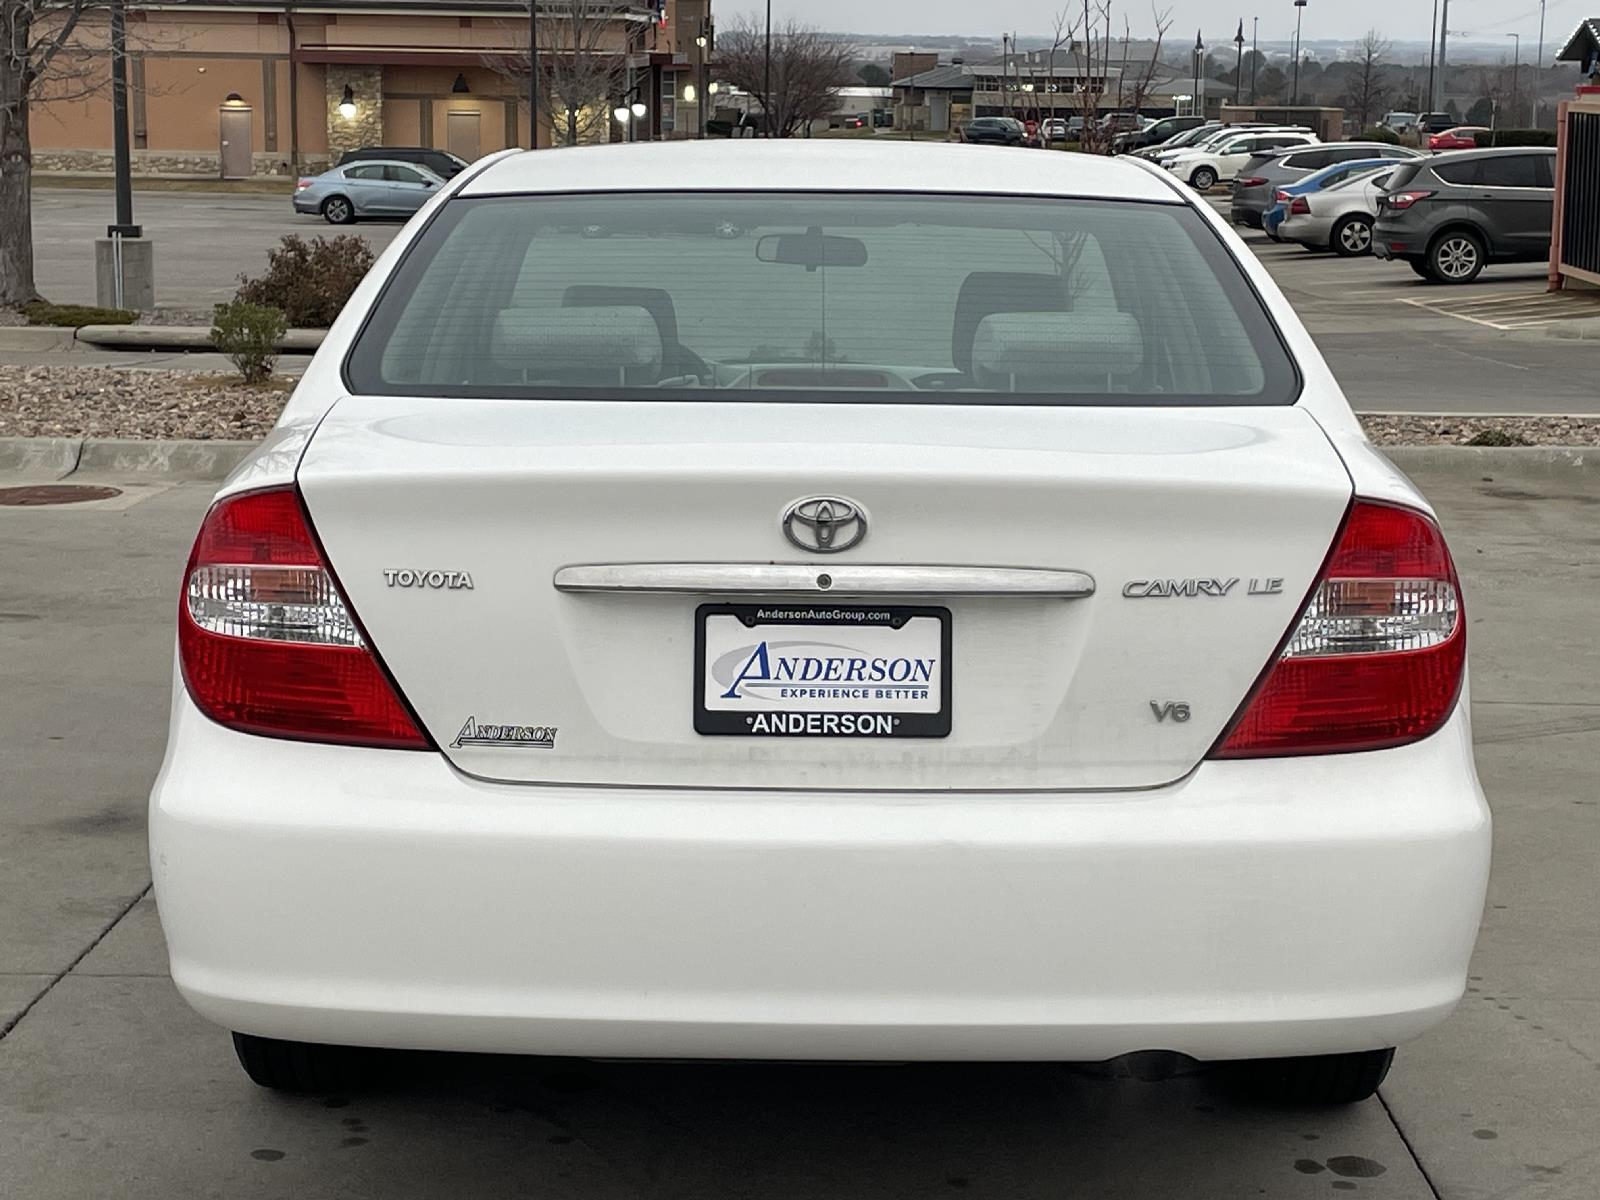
[75,325,325,352]
[74,439,259,480]
[0,327,78,352]
[1380,445,1593,474]
[0,437,82,479]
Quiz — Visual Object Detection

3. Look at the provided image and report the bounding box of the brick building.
[31,0,714,178]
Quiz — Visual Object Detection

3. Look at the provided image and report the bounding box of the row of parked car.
[1124,121,1557,284]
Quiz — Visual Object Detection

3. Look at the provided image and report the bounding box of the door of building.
[219,106,253,179]
[446,111,481,161]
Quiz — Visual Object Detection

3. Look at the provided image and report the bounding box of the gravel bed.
[3,365,1600,445]
[1359,414,1600,447]
[0,366,292,440]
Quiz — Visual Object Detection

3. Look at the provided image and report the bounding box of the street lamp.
[696,19,713,140]
[1506,33,1521,125]
[614,101,647,141]
[1193,31,1204,119]
[1233,20,1246,106]
[1291,0,1307,107]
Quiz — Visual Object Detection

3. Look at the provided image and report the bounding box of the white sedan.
[151,141,1489,1105]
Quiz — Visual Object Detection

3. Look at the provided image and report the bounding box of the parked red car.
[1428,126,1488,151]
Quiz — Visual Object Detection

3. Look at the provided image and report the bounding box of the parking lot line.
[1400,291,1600,331]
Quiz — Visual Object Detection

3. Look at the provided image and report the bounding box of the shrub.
[235,233,375,328]
[1476,129,1557,148]
[1358,126,1401,145]
[211,300,287,384]
[1466,428,1532,447]
[22,302,137,327]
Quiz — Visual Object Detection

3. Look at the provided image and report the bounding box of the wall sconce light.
[682,83,697,103]
[452,73,470,94]
[338,84,358,120]
[223,92,246,107]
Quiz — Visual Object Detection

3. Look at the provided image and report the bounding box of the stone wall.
[326,65,384,159]
[32,150,308,177]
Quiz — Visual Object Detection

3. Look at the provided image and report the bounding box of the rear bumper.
[151,693,1490,1062]
[1279,214,1335,245]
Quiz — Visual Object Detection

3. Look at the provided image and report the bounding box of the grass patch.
[23,302,137,327]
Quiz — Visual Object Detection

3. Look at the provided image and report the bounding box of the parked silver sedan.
[1277,166,1395,257]
[293,160,446,224]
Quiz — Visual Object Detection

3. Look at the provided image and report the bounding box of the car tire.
[232,1032,377,1093]
[1331,214,1374,257]
[1426,230,1486,284]
[1239,1048,1395,1106]
[1189,166,1218,191]
[321,195,355,225]
[1409,258,1434,279]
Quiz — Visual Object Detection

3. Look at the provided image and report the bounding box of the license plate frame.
[694,603,952,738]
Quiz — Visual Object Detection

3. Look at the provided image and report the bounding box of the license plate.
[695,603,951,738]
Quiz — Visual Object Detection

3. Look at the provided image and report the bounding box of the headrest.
[490,306,663,372]
[970,311,1143,390]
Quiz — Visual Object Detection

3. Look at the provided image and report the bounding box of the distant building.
[30,0,714,178]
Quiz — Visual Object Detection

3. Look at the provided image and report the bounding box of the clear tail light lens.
[1211,500,1465,758]
[178,487,430,750]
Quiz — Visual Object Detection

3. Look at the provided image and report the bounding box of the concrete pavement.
[1,463,1596,1199]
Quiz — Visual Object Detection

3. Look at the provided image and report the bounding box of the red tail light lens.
[1273,189,1292,202]
[1385,189,1435,210]
[178,487,431,750]
[1289,196,1311,214]
[1238,176,1268,188]
[1211,500,1465,758]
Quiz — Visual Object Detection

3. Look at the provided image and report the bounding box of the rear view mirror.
[756,227,868,271]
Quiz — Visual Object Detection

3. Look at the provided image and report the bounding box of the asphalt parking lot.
[26,186,1600,413]
[2,461,1597,1200]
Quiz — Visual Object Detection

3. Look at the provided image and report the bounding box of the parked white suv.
[1165,129,1320,190]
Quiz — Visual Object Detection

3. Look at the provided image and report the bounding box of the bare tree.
[1344,28,1390,130]
[2,0,105,306]
[1063,1,1115,152]
[716,16,853,138]
[490,1,636,147]
[1115,5,1174,120]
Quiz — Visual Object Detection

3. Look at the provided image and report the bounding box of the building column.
[326,64,384,158]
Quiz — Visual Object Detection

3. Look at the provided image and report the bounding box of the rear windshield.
[346,192,1298,406]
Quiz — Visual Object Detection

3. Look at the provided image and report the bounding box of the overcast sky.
[754,0,1562,45]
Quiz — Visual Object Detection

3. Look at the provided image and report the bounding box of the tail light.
[1238,176,1268,188]
[1289,196,1311,215]
[1385,189,1435,210]
[178,487,431,750]
[296,178,313,191]
[1211,500,1464,758]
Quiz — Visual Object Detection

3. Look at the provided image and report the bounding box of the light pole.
[1233,20,1245,105]
[1506,33,1520,126]
[1291,0,1307,108]
[1536,0,1546,68]
[1435,0,1450,112]
[696,19,713,139]
[1193,31,1204,119]
[527,0,539,148]
[1250,17,1259,103]
[613,101,648,142]
[763,0,772,138]
[1427,0,1438,115]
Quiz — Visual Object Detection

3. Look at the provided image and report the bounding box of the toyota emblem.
[782,496,867,554]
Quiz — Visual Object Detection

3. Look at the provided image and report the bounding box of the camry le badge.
[782,496,867,554]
